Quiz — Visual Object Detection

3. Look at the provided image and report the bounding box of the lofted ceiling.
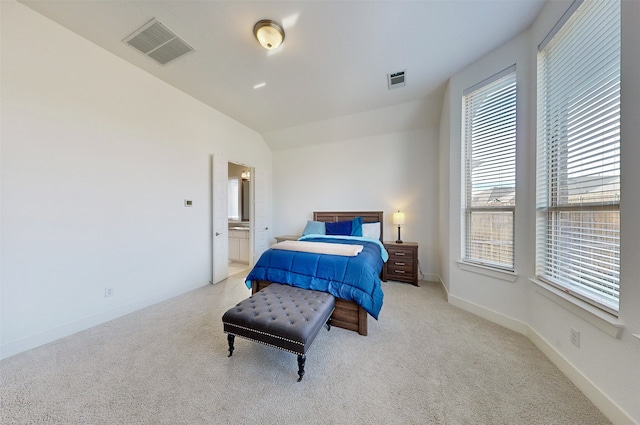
[19,0,546,150]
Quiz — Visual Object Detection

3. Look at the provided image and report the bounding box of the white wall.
[0,1,272,359]
[272,125,440,281]
[439,1,640,423]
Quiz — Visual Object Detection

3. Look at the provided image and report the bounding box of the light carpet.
[0,274,611,424]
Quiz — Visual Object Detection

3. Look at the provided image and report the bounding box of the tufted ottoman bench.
[222,283,335,381]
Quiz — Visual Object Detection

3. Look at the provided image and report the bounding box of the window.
[536,0,620,314]
[463,67,517,270]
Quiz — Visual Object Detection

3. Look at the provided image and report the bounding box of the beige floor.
[228,261,250,276]
[0,276,611,425]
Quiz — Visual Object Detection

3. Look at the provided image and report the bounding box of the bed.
[246,211,386,336]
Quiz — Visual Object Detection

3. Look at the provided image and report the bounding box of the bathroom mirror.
[228,162,251,222]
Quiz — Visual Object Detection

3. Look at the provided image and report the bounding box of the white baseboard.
[443,285,636,425]
[447,292,530,335]
[420,272,440,283]
[527,329,636,425]
[0,281,207,360]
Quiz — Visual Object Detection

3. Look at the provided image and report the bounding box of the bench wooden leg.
[227,334,235,357]
[297,355,306,382]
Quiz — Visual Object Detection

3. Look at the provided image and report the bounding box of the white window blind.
[536,0,620,314]
[463,68,517,270]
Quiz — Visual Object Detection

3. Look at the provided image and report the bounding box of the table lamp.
[392,210,405,244]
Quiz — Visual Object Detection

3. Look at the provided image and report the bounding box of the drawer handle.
[395,262,406,266]
[394,270,406,274]
[395,252,406,256]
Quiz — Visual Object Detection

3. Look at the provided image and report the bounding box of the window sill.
[457,260,518,282]
[529,278,624,339]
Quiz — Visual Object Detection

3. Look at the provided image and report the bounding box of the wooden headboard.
[313,211,384,241]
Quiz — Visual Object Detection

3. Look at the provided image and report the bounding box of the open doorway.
[212,154,266,285]
[228,162,252,276]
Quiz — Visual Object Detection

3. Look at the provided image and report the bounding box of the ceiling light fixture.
[253,20,285,50]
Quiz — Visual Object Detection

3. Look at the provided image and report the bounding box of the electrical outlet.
[104,287,113,298]
[570,328,580,347]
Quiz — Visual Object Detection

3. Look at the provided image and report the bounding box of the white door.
[253,166,270,260]
[211,153,228,284]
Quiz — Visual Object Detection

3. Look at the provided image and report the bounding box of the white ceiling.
[19,0,546,150]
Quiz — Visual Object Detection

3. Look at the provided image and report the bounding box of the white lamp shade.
[254,20,285,50]
[392,211,405,225]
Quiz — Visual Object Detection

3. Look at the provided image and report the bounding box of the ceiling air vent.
[388,70,406,90]
[123,18,194,66]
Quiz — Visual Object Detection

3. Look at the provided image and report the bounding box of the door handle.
[265,227,269,230]
[215,232,222,236]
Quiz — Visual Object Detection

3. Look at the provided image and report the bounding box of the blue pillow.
[325,220,352,236]
[302,220,326,236]
[351,216,363,236]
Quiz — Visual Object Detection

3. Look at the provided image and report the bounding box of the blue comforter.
[245,236,387,319]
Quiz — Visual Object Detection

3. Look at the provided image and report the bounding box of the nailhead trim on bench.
[222,317,333,355]
[223,322,304,348]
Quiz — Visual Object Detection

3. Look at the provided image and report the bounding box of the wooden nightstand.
[274,235,300,243]
[382,241,419,286]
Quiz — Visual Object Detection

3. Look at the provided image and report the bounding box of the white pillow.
[362,222,381,240]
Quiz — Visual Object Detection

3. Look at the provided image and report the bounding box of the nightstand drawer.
[387,267,414,281]
[388,249,415,262]
[387,262,413,273]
